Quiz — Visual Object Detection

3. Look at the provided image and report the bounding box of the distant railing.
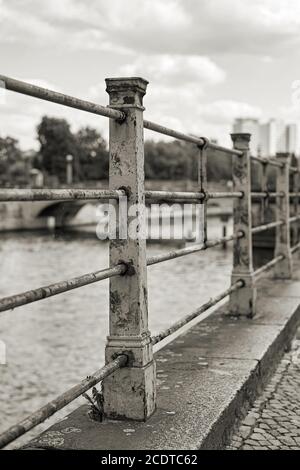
[0,74,299,449]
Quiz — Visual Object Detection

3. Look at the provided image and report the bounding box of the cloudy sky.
[0,0,300,150]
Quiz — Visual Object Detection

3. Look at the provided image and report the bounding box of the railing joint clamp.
[111,352,130,367]
[118,186,131,198]
[237,279,246,288]
[119,261,136,277]
[201,190,209,202]
[110,108,127,124]
[198,136,210,150]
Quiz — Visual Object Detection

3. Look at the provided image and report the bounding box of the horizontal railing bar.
[252,220,284,234]
[0,264,126,314]
[147,242,203,266]
[253,255,285,279]
[0,233,244,314]
[289,214,300,224]
[0,355,127,449]
[208,142,243,157]
[144,190,205,202]
[251,192,284,199]
[290,166,299,173]
[147,232,244,267]
[145,190,243,202]
[207,191,243,199]
[289,193,300,198]
[144,120,242,156]
[0,233,241,314]
[151,281,244,345]
[0,188,125,202]
[251,155,284,168]
[291,241,300,254]
[0,74,125,121]
[0,188,242,203]
[143,120,205,146]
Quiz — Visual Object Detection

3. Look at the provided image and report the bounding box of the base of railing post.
[103,337,156,421]
[229,274,256,318]
[273,256,293,280]
[103,363,156,422]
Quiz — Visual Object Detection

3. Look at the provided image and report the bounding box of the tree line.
[0,115,244,187]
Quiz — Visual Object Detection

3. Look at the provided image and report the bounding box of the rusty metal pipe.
[208,142,243,157]
[252,220,284,234]
[147,232,244,267]
[253,255,285,279]
[145,190,205,202]
[143,119,205,146]
[145,190,243,202]
[0,74,125,121]
[151,281,244,345]
[0,188,125,202]
[0,233,244,314]
[207,191,243,199]
[251,155,284,168]
[251,192,284,199]
[291,241,300,254]
[0,264,126,313]
[0,355,127,449]
[289,215,300,224]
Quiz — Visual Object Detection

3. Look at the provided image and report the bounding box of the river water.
[0,219,233,447]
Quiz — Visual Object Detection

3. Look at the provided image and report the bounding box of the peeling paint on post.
[103,77,156,421]
[260,161,268,225]
[229,133,256,317]
[198,140,208,244]
[274,153,293,279]
[291,160,300,250]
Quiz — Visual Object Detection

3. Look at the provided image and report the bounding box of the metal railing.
[0,74,299,448]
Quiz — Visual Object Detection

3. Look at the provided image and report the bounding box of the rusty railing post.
[103,77,156,421]
[229,133,256,317]
[198,139,208,244]
[274,152,293,279]
[292,161,300,249]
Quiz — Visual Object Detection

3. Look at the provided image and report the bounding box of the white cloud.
[199,100,262,124]
[67,29,132,54]
[1,0,300,56]
[120,55,225,87]
[0,1,56,44]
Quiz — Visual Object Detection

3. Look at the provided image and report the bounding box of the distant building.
[233,118,260,155]
[233,118,299,157]
[286,124,298,155]
[259,120,277,157]
[276,120,287,153]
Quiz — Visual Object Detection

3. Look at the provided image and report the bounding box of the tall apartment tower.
[286,124,298,154]
[233,119,299,157]
[259,119,277,157]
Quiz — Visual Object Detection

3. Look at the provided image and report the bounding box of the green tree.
[76,127,109,180]
[145,140,197,180]
[0,136,27,185]
[37,116,79,183]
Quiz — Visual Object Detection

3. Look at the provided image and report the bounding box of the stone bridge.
[0,200,99,231]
